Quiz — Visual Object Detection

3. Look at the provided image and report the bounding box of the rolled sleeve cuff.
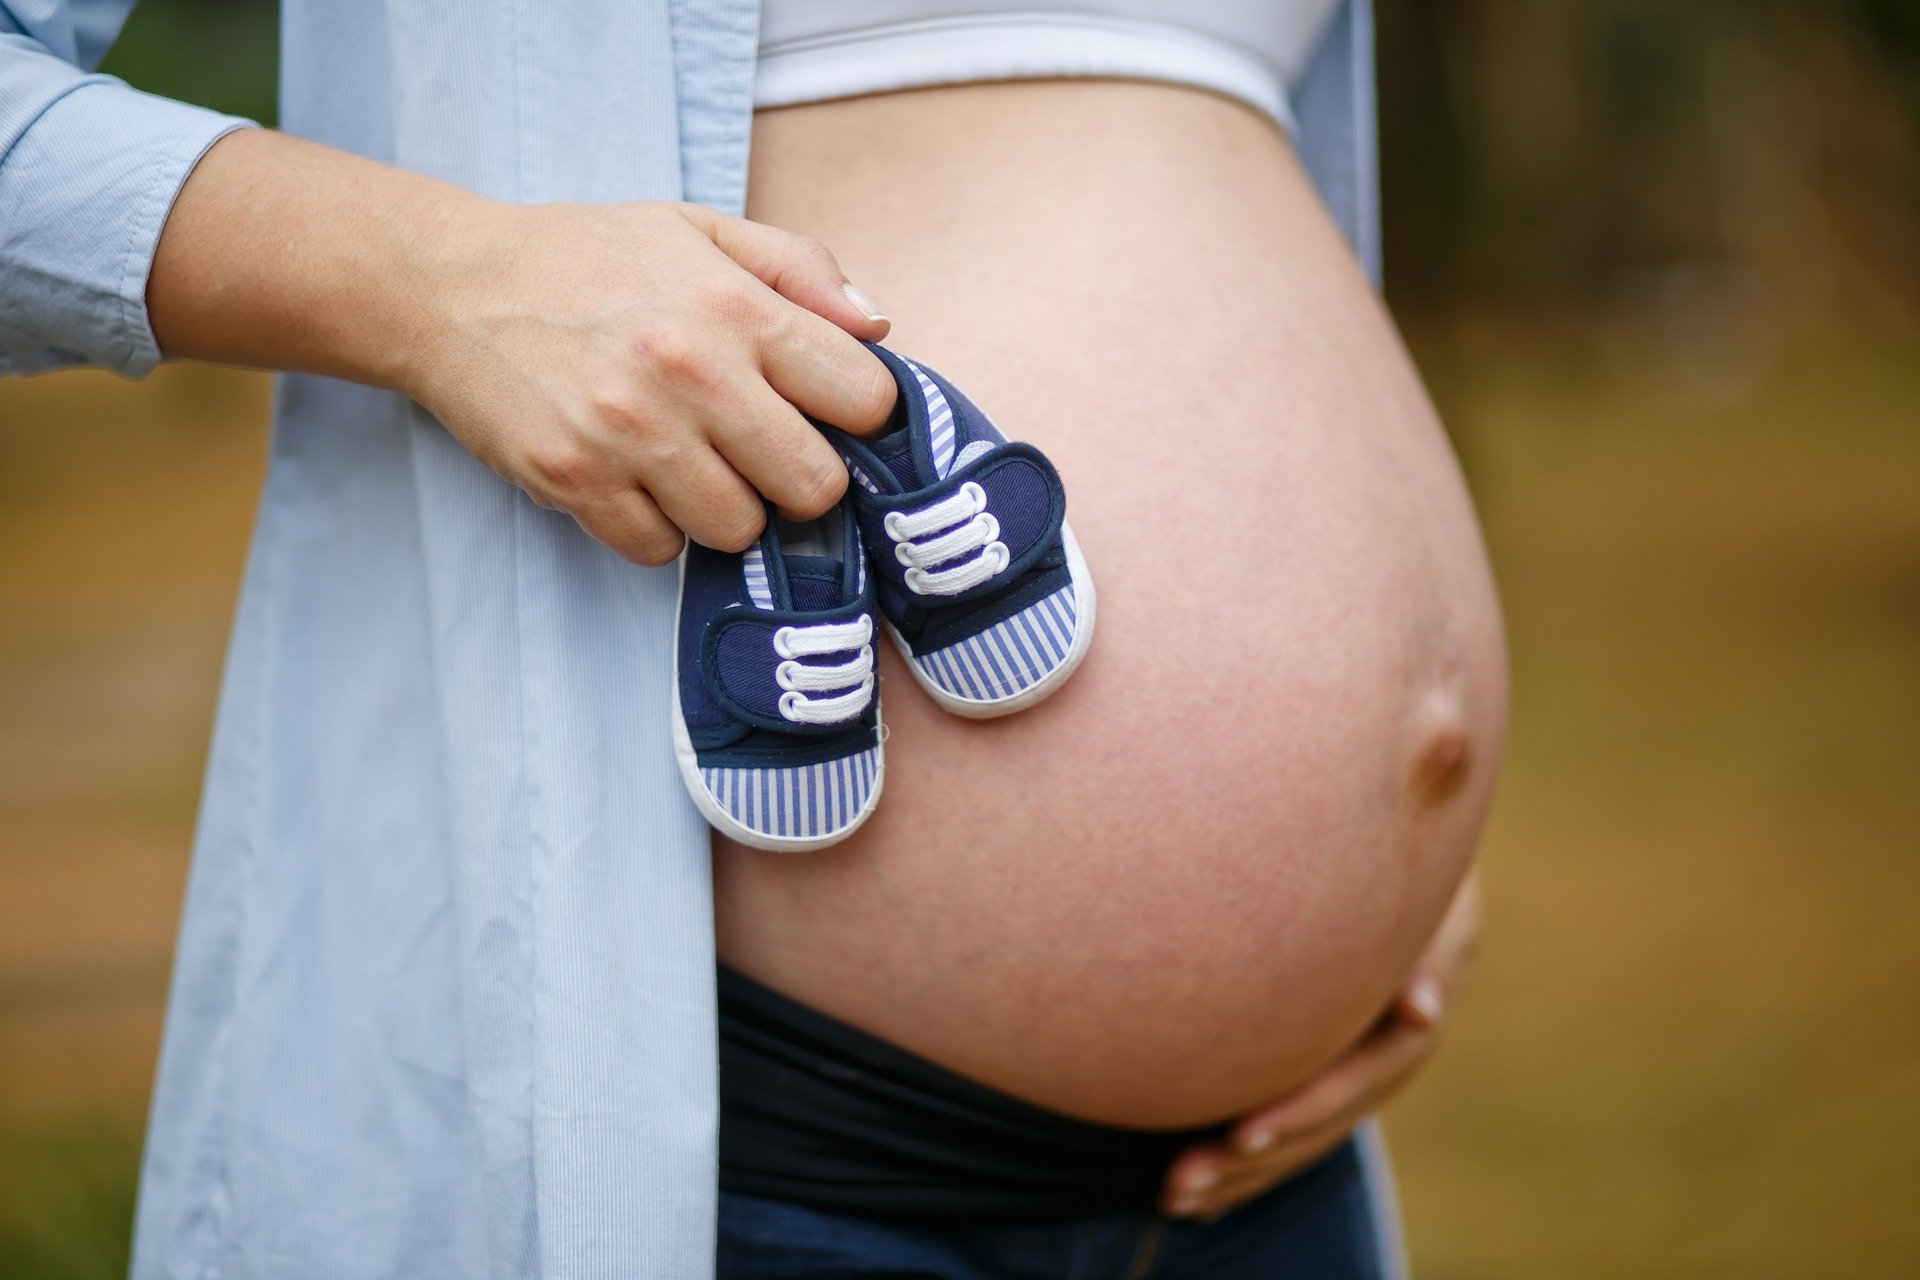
[0,73,255,378]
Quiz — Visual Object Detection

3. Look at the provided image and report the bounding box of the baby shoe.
[672,499,882,851]
[822,343,1095,718]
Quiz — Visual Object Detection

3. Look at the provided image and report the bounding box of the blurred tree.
[98,0,278,125]
[84,0,1920,340]
[1377,0,1920,335]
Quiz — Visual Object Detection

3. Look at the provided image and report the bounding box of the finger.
[1396,970,1447,1030]
[1159,1143,1282,1220]
[1444,868,1485,950]
[1160,1140,1236,1208]
[1227,1020,1437,1154]
[567,485,685,567]
[1425,870,1485,981]
[645,447,767,554]
[1161,1118,1345,1213]
[1182,1129,1353,1220]
[692,208,893,340]
[1160,1126,1335,1218]
[710,385,852,520]
[1229,1022,1433,1154]
[1393,875,1483,1030]
[759,308,899,436]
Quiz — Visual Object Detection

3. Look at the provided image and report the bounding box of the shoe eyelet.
[883,511,909,541]
[895,542,919,569]
[775,659,801,691]
[772,626,797,660]
[960,480,987,513]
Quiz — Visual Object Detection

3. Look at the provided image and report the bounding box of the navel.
[1410,687,1474,807]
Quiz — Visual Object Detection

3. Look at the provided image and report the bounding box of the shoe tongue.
[783,556,845,612]
[870,428,923,489]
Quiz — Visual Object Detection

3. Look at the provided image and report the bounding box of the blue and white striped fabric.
[0,0,1378,1273]
[910,584,1082,703]
[742,545,775,608]
[848,360,994,496]
[908,360,959,476]
[699,746,881,841]
[742,533,865,602]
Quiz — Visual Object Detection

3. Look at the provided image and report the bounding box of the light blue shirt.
[0,2,1377,1275]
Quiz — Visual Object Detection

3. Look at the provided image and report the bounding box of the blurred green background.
[3,2,1917,1277]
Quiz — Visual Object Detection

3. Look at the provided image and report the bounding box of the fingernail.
[1240,1130,1275,1154]
[1407,976,1445,1025]
[841,281,888,323]
[1171,1178,1213,1217]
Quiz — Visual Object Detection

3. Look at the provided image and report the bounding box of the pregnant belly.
[716,81,1508,1129]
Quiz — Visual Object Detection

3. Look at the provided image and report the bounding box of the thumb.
[696,210,892,340]
[1395,968,1447,1030]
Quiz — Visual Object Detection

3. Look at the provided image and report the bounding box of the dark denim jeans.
[717,1138,1394,1280]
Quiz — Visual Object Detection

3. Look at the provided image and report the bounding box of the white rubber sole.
[670,553,884,854]
[889,522,1097,720]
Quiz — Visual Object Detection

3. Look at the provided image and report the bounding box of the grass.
[1,334,1916,1277]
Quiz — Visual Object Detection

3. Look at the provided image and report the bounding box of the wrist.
[361,186,505,401]
[149,129,510,395]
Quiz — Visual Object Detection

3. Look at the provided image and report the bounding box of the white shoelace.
[772,615,875,725]
[883,482,1011,597]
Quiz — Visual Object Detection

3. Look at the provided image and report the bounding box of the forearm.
[146,128,488,393]
[142,127,895,565]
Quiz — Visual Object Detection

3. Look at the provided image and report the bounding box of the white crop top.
[755,1,1345,132]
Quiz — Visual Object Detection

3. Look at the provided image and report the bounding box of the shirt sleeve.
[1,5,256,378]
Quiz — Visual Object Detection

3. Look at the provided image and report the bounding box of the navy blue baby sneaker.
[672,499,882,852]
[822,343,1095,718]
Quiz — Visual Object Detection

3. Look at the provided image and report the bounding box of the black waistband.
[716,964,1230,1226]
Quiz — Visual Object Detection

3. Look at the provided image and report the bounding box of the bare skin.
[718,79,1509,1208]
[1167,867,1481,1216]
[141,84,1503,1224]
[149,128,899,561]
